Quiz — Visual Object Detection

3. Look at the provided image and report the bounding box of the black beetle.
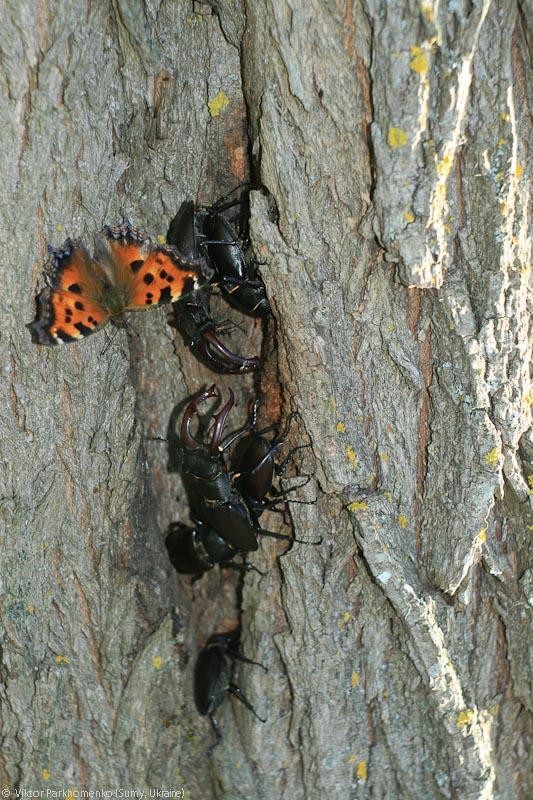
[165,519,263,577]
[194,628,266,745]
[167,201,260,373]
[178,385,304,553]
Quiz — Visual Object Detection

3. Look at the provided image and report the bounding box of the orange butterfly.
[28,221,211,345]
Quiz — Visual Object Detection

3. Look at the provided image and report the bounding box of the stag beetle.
[177,385,309,552]
[167,200,260,373]
[194,628,266,744]
[165,519,262,577]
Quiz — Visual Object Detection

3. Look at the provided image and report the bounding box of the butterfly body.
[28,221,210,345]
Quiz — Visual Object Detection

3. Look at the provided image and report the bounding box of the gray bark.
[0,1,531,799]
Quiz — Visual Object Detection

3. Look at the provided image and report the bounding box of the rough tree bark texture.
[0,1,531,799]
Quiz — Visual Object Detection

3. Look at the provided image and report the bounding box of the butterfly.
[28,220,212,345]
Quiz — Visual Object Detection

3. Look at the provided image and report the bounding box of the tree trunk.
[1,1,531,798]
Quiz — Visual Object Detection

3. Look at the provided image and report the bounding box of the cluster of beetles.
[163,189,313,745]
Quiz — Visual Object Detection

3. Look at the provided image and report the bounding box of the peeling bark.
[0,1,531,799]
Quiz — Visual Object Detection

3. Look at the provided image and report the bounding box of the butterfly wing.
[28,240,112,345]
[101,221,210,310]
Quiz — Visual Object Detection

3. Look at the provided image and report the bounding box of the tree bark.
[1,1,531,799]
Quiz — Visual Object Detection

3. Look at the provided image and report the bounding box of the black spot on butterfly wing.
[56,329,76,343]
[143,273,154,285]
[74,322,93,336]
[130,260,144,273]
[159,286,172,304]
[68,283,82,293]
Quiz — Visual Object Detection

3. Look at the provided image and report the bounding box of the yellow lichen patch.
[153,656,162,670]
[484,447,501,468]
[527,475,533,490]
[436,154,452,177]
[386,322,395,333]
[404,210,415,223]
[500,111,510,122]
[156,234,166,244]
[524,390,533,405]
[409,46,429,74]
[500,201,509,216]
[55,224,63,232]
[434,183,446,203]
[339,611,351,630]
[27,604,35,614]
[42,769,50,781]
[336,421,346,433]
[514,165,524,179]
[55,655,70,664]
[345,446,357,468]
[420,2,435,22]
[380,452,390,462]
[347,501,368,512]
[388,127,408,148]
[456,708,474,728]
[382,688,389,698]
[208,91,229,118]
[356,761,368,781]
[384,491,393,502]
[351,671,360,688]
[497,137,506,146]
[527,525,533,532]
[496,171,505,183]
[476,528,487,544]
[398,514,408,529]
[66,788,77,800]
[348,754,357,765]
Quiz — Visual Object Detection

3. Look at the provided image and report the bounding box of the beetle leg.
[207,714,223,753]
[218,421,254,452]
[199,183,250,215]
[222,561,266,576]
[215,318,245,336]
[228,683,266,723]
[268,475,312,497]
[199,236,240,247]
[258,528,322,546]
[256,528,293,542]
[229,651,268,671]
[232,440,283,485]
[274,444,312,477]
